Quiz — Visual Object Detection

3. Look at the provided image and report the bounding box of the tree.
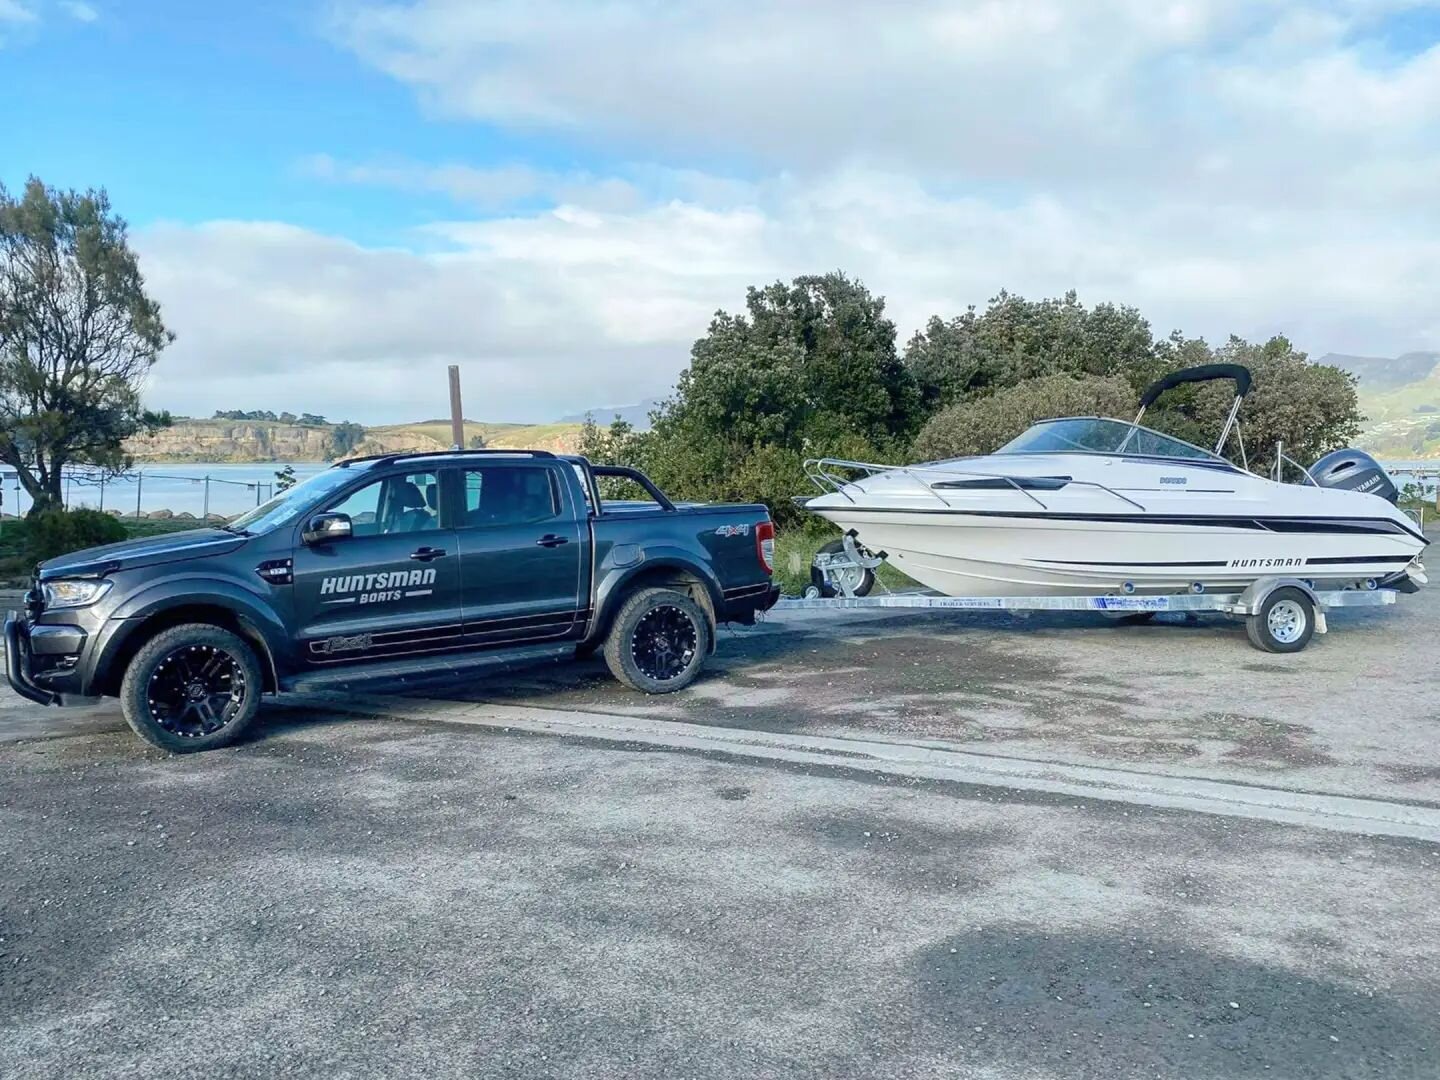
[329,421,365,458]
[578,413,650,499]
[642,273,919,524]
[274,464,297,492]
[904,290,1157,411]
[1153,335,1362,473]
[913,374,1138,460]
[0,178,172,514]
[467,433,487,449]
[909,332,1363,473]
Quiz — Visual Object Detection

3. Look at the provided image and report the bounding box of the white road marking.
[285,692,1440,843]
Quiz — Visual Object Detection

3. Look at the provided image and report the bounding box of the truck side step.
[281,642,576,695]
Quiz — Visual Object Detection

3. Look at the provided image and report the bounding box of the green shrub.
[912,374,1137,461]
[25,508,129,565]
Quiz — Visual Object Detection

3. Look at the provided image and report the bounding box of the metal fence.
[1,469,278,521]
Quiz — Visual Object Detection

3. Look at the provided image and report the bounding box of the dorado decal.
[320,567,436,605]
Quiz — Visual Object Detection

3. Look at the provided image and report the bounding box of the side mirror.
[302,512,352,545]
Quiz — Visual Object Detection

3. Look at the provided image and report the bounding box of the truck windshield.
[226,466,371,535]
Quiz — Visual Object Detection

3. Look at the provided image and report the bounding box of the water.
[28,463,331,519]
[7,456,1438,517]
[1381,461,1440,498]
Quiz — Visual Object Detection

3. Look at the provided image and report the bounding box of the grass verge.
[773,523,918,596]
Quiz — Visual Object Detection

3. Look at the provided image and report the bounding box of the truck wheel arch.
[591,560,721,653]
[92,601,283,697]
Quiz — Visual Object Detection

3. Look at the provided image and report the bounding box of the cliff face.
[127,421,340,462]
[125,418,584,462]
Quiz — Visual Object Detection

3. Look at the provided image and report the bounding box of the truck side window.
[327,471,441,536]
[461,466,559,528]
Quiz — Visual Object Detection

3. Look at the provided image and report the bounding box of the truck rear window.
[461,466,560,528]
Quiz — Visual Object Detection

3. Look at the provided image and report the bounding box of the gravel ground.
[410,582,1440,805]
[3,564,1439,1077]
[2,713,1439,1079]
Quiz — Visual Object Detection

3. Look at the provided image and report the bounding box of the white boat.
[803,365,1428,598]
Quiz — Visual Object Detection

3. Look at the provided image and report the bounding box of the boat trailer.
[780,535,1410,654]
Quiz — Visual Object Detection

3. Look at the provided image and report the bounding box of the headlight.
[40,580,112,609]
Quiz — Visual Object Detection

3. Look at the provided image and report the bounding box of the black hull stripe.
[828,506,1425,540]
[1306,555,1414,565]
[1039,555,1413,568]
[1040,559,1228,567]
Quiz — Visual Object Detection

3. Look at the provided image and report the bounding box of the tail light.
[756,520,775,575]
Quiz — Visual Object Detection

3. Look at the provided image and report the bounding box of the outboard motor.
[1310,448,1399,504]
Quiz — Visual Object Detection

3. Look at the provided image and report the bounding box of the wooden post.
[135,473,143,519]
[448,365,465,449]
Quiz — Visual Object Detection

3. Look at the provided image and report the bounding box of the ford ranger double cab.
[5,450,779,752]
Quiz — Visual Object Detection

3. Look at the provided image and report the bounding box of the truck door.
[453,462,586,645]
[290,468,463,664]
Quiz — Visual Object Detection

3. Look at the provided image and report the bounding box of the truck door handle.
[409,546,448,561]
[536,534,570,548]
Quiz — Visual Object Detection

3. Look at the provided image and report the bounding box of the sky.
[2,0,1439,424]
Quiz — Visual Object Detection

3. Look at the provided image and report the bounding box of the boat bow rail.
[802,457,1147,513]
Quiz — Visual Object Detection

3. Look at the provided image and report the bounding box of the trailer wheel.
[605,587,711,694]
[1245,587,1315,653]
[811,539,876,598]
[120,623,264,752]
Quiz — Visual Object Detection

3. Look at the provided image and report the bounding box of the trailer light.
[756,521,775,575]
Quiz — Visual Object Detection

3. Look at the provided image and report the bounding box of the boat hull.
[811,508,1425,598]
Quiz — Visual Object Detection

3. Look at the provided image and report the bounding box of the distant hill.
[558,399,661,431]
[1319,352,1440,393]
[127,417,584,463]
[1326,352,1440,459]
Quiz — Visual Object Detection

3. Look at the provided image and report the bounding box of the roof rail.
[335,448,560,468]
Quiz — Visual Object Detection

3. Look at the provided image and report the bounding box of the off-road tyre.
[120,623,264,752]
[604,587,711,694]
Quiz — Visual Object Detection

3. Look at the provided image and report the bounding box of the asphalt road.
[3,578,1440,1078]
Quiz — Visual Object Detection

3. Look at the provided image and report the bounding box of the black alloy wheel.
[146,643,247,737]
[629,604,700,682]
[120,623,264,752]
[604,587,712,694]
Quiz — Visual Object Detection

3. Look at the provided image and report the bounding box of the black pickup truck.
[5,450,778,752]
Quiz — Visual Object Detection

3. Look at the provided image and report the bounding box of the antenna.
[447,365,465,450]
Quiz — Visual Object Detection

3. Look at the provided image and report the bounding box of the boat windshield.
[996,418,1224,462]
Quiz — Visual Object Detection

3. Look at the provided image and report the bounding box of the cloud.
[1,0,96,46]
[59,1,97,22]
[332,1,1440,194]
[135,164,1440,423]
[0,0,35,42]
[299,153,551,209]
[122,2,1440,421]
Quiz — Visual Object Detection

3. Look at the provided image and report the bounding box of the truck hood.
[38,528,250,579]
